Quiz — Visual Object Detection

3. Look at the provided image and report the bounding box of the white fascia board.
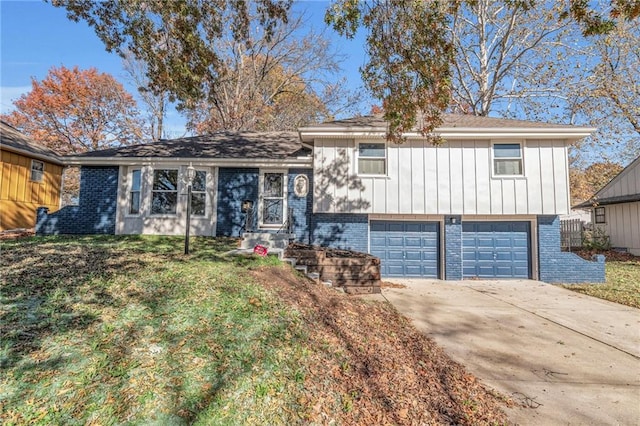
[2,145,65,166]
[299,127,596,142]
[63,156,313,168]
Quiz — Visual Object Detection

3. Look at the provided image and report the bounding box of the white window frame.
[30,159,44,182]
[492,141,524,177]
[127,168,142,215]
[594,206,606,224]
[258,169,287,228]
[150,168,179,216]
[189,168,208,218]
[356,141,387,176]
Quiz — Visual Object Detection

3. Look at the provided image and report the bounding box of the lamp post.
[184,164,196,255]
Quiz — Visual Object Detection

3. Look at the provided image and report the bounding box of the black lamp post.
[184,164,196,255]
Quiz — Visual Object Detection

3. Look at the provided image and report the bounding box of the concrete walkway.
[381,279,640,425]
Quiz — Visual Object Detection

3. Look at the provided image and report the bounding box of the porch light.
[184,163,196,255]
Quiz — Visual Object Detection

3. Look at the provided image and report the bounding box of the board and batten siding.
[596,159,639,199]
[313,138,570,215]
[0,149,63,230]
[596,202,640,255]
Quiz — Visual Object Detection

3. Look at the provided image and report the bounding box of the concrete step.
[240,232,294,250]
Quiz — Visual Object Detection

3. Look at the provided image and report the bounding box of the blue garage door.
[462,222,530,278]
[370,221,439,278]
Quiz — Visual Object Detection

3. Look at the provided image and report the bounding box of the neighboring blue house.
[37,114,605,283]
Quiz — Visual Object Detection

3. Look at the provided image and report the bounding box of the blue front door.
[462,222,530,278]
[370,221,439,278]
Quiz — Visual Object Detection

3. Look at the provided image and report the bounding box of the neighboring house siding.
[594,158,639,200]
[310,213,368,252]
[36,166,118,234]
[595,202,640,255]
[0,149,62,230]
[216,167,259,237]
[538,215,605,283]
[116,164,217,236]
[313,138,570,216]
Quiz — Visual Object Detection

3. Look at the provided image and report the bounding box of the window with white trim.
[595,207,606,224]
[357,142,386,175]
[30,160,44,182]
[129,169,142,214]
[260,171,286,226]
[493,143,523,176]
[190,170,207,217]
[151,169,178,215]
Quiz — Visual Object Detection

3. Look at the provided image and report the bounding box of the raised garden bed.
[285,243,381,294]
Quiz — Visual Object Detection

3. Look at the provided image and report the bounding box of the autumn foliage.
[1,65,143,154]
[570,161,624,204]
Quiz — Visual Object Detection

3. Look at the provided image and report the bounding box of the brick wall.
[288,169,313,243]
[310,213,369,252]
[538,215,605,283]
[215,168,259,237]
[36,166,118,235]
[444,216,463,280]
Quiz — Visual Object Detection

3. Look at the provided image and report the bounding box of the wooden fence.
[560,218,583,250]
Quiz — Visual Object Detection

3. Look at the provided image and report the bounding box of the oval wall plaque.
[293,174,309,197]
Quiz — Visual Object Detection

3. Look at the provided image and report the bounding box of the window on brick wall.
[151,169,178,215]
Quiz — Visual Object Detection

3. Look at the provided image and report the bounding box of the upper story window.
[129,169,142,215]
[358,142,386,175]
[151,169,178,215]
[30,160,44,182]
[493,143,523,176]
[260,171,286,226]
[190,170,207,216]
[595,207,606,223]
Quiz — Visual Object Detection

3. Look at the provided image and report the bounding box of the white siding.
[313,138,571,215]
[596,201,640,255]
[598,157,640,199]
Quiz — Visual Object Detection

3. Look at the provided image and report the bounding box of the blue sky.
[0,0,370,135]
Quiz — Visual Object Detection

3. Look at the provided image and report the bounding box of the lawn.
[562,252,640,308]
[1,235,508,425]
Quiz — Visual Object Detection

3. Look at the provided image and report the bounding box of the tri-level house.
[37,114,605,283]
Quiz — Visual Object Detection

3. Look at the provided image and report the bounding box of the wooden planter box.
[285,245,381,294]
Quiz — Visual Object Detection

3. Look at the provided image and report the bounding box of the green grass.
[0,236,308,425]
[562,258,640,308]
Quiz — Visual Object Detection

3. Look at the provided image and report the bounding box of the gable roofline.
[0,121,65,166]
[573,155,640,209]
[298,113,596,142]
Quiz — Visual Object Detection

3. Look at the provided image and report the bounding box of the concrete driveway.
[381,279,640,425]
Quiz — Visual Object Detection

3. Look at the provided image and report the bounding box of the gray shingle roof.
[68,131,310,159]
[0,121,64,164]
[303,113,581,130]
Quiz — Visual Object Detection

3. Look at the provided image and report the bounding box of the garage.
[462,222,531,278]
[370,221,439,278]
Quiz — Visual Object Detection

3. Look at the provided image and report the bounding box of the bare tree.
[448,0,573,117]
[122,51,168,140]
[185,13,360,133]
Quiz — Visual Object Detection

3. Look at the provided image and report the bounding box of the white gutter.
[63,155,314,168]
[298,126,597,142]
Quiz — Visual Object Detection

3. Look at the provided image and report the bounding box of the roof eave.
[1,144,65,166]
[299,127,596,142]
[63,156,313,167]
